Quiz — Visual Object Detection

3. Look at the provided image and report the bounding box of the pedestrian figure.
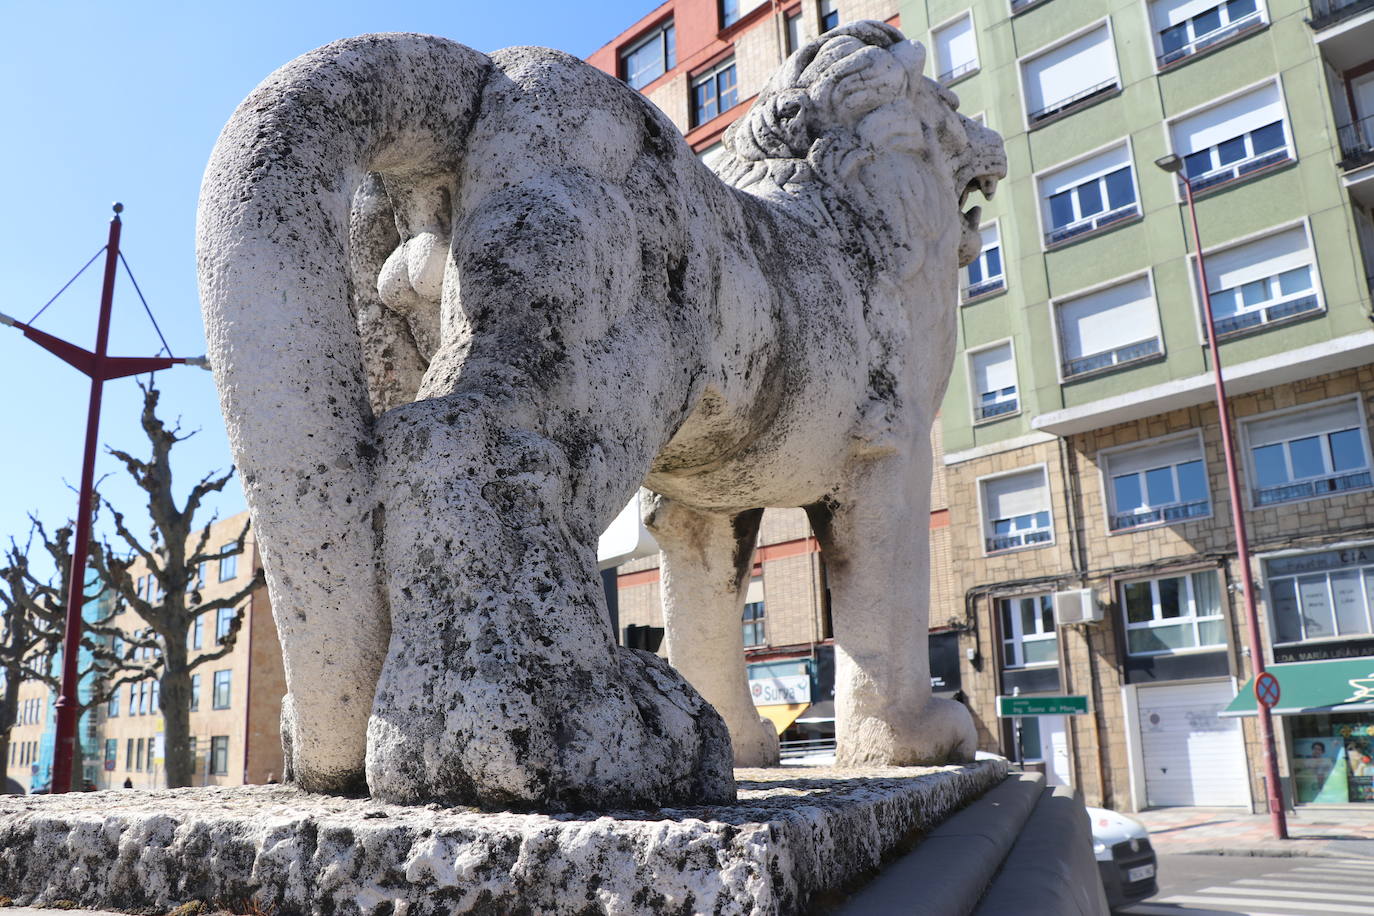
[122,777,133,789]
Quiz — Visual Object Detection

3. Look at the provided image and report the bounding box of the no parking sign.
[1255,671,1281,709]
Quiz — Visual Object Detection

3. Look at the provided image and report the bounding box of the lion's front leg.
[807,444,976,767]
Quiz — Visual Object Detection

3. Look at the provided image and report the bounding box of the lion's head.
[717,21,1006,269]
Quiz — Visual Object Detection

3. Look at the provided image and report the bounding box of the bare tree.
[89,382,262,788]
[0,520,151,791]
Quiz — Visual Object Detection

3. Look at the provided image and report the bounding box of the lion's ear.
[891,39,927,79]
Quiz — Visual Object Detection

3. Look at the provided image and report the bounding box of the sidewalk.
[1134,805,1374,858]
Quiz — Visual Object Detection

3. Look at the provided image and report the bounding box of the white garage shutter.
[1137,680,1250,807]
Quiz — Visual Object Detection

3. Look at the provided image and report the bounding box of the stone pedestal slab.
[0,760,1004,915]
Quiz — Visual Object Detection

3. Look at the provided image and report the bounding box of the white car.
[1088,806,1158,910]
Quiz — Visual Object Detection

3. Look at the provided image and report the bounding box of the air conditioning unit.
[1052,588,1102,626]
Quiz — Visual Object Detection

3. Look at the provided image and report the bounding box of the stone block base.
[0,760,1005,915]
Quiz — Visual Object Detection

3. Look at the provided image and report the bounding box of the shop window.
[692,59,738,126]
[210,736,229,776]
[1039,144,1139,248]
[1266,549,1374,644]
[999,594,1058,668]
[1244,400,1372,508]
[961,223,1005,302]
[933,13,978,84]
[969,342,1018,423]
[620,20,676,90]
[1021,23,1119,126]
[1121,570,1225,655]
[1168,81,1290,195]
[1150,0,1265,69]
[1200,224,1321,339]
[980,468,1053,554]
[1103,434,1210,531]
[1054,274,1161,380]
[742,576,766,647]
[1290,713,1374,804]
[819,0,839,32]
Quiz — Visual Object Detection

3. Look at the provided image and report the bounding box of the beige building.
[93,511,285,789]
[4,675,56,793]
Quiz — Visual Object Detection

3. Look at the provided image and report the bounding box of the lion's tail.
[195,34,491,793]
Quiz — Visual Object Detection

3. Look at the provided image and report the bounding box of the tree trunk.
[161,645,194,789]
[0,662,19,788]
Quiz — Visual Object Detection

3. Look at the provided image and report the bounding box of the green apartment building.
[900,0,1374,811]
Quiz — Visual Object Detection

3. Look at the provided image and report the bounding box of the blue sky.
[0,0,652,577]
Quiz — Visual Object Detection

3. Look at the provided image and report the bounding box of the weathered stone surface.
[197,22,1006,808]
[0,761,1004,916]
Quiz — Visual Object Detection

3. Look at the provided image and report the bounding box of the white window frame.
[1036,138,1141,250]
[1164,77,1293,200]
[1050,269,1164,383]
[998,593,1058,669]
[1189,219,1324,342]
[1240,394,1374,509]
[1099,431,1211,533]
[966,338,1020,425]
[620,20,676,90]
[978,465,1055,556]
[1147,0,1268,71]
[1017,18,1121,130]
[1263,545,1374,646]
[212,669,232,710]
[930,10,980,86]
[961,218,1006,302]
[1120,568,1226,657]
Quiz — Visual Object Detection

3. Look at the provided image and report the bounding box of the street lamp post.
[1154,154,1288,840]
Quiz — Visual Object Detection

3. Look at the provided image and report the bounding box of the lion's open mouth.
[957,174,999,266]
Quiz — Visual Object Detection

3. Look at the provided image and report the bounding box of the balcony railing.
[961,275,1006,302]
[1045,203,1139,248]
[1157,10,1265,68]
[1184,149,1292,195]
[1011,0,1050,11]
[976,398,1019,422]
[986,529,1052,553]
[1212,294,1320,338]
[1255,469,1373,506]
[1308,0,1374,30]
[1109,498,1210,531]
[940,60,979,84]
[1337,115,1374,170]
[1028,78,1119,126]
[1063,336,1161,379]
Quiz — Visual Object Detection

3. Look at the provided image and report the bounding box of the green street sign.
[997,695,1089,717]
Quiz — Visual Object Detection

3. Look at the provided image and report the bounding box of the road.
[1119,853,1374,915]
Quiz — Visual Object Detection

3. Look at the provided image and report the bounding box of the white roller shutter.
[1108,436,1202,477]
[935,15,977,75]
[1023,25,1117,115]
[1137,681,1250,807]
[1246,400,1362,448]
[1149,0,1220,31]
[1057,276,1158,361]
[1171,82,1285,155]
[970,344,1016,397]
[1207,225,1312,292]
[983,469,1048,520]
[1041,145,1132,197]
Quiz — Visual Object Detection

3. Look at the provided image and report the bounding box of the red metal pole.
[49,205,123,793]
[1181,177,1288,839]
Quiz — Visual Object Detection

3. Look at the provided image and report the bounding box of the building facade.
[898,0,1374,810]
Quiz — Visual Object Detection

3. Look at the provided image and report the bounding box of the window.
[933,13,978,84]
[819,0,839,31]
[190,673,201,712]
[969,343,1018,422]
[146,739,155,773]
[128,683,137,717]
[1201,225,1320,338]
[150,680,160,714]
[135,738,144,772]
[126,738,134,770]
[1104,435,1210,531]
[698,142,728,173]
[218,544,238,582]
[213,669,232,709]
[786,10,803,53]
[962,223,1005,301]
[1039,144,1139,247]
[1021,23,1119,125]
[999,594,1057,668]
[741,576,766,647]
[721,0,766,29]
[210,736,229,776]
[1245,400,1372,507]
[692,59,738,126]
[620,21,676,90]
[1267,549,1374,644]
[192,614,203,650]
[1121,570,1225,655]
[981,468,1053,553]
[1150,0,1264,69]
[106,686,119,718]
[216,607,237,644]
[1169,82,1290,195]
[1054,275,1162,380]
[135,576,145,600]
[138,681,148,716]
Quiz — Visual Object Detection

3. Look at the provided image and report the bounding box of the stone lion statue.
[197,21,1005,810]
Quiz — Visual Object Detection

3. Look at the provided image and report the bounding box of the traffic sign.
[996,695,1089,717]
[1255,671,1281,709]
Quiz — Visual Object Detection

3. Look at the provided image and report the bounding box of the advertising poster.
[1293,737,1346,804]
[1340,726,1374,802]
